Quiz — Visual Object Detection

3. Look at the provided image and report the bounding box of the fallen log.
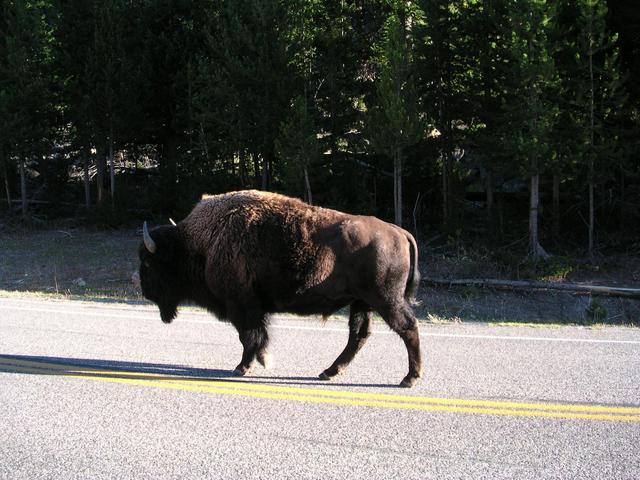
[9,199,78,206]
[423,277,640,300]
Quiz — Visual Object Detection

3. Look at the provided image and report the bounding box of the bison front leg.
[233,326,269,376]
[320,302,372,380]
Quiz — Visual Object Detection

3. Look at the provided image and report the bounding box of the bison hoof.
[257,353,272,369]
[399,376,419,388]
[232,367,249,376]
[318,369,337,381]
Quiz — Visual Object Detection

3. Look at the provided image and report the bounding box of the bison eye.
[143,261,151,268]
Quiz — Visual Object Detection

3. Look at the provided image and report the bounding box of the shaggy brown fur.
[136,190,422,387]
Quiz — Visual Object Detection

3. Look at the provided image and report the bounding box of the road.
[0,296,639,480]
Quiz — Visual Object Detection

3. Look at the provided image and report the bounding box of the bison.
[134,190,422,387]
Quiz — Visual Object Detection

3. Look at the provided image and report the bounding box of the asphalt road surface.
[1,296,639,480]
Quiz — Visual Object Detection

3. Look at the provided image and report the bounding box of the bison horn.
[142,221,157,254]
[169,218,177,226]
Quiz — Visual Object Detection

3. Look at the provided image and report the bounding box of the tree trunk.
[261,149,274,191]
[303,166,313,205]
[252,152,261,188]
[486,168,494,226]
[199,122,210,165]
[239,149,248,188]
[109,132,115,207]
[441,151,448,228]
[441,150,453,230]
[83,147,91,210]
[3,172,10,209]
[0,148,10,208]
[552,172,560,240]
[498,194,505,235]
[526,34,548,260]
[619,166,625,233]
[529,174,539,254]
[588,173,595,257]
[229,152,237,179]
[441,131,454,230]
[394,147,403,227]
[438,86,451,231]
[261,154,269,191]
[529,173,549,259]
[413,192,421,239]
[96,144,106,205]
[19,155,27,218]
[588,7,596,259]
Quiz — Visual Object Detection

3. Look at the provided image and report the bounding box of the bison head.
[135,221,182,324]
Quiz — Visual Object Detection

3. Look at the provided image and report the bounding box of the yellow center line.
[1,357,639,422]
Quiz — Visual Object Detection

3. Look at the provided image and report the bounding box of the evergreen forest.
[1,0,639,259]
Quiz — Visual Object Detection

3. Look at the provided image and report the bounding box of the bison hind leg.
[319,301,372,380]
[380,303,422,388]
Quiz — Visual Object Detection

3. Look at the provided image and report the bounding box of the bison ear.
[143,221,157,254]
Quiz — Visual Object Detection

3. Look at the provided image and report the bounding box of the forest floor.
[1,226,638,326]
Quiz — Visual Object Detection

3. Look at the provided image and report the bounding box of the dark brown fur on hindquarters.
[135,190,423,387]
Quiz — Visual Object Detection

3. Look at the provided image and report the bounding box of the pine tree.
[502,0,559,258]
[576,0,626,257]
[415,0,477,231]
[275,95,321,204]
[366,12,424,227]
[54,0,97,210]
[0,0,53,217]
[465,0,512,231]
[194,0,294,191]
[93,0,125,207]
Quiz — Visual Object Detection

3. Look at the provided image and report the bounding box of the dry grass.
[1,227,638,325]
[424,244,640,286]
[0,228,141,299]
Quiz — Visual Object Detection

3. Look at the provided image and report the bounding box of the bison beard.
[136,190,423,387]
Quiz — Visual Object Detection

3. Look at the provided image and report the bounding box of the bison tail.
[405,232,421,306]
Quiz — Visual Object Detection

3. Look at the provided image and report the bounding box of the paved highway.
[0,296,639,479]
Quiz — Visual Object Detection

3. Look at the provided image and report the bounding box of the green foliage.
[518,256,577,281]
[585,298,607,323]
[366,11,425,225]
[500,0,559,176]
[275,95,322,202]
[193,0,295,190]
[0,0,638,249]
[367,13,424,158]
[0,0,53,151]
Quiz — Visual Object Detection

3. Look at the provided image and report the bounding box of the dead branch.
[424,277,640,299]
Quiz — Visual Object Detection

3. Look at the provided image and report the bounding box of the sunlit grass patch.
[0,228,141,299]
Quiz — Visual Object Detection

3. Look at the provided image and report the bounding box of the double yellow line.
[1,356,639,423]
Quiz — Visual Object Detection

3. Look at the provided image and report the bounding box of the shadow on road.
[0,354,233,380]
[0,354,397,389]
